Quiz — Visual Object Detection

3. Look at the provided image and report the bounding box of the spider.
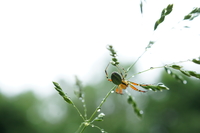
[105,63,148,94]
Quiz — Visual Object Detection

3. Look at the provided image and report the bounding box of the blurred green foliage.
[0,69,200,133]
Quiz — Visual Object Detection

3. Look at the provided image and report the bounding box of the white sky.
[0,0,200,96]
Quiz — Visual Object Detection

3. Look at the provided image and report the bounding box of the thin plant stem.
[127,29,156,73]
[130,59,191,78]
[132,66,164,77]
[79,125,87,133]
[75,75,87,119]
[127,50,146,73]
[82,98,87,119]
[72,104,85,121]
[79,96,88,120]
[88,86,116,121]
[90,124,105,132]
[75,123,84,133]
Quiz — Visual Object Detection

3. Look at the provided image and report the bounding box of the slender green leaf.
[52,81,73,104]
[157,83,170,90]
[190,7,200,14]
[164,67,186,84]
[107,45,119,66]
[188,71,200,79]
[140,1,143,14]
[170,65,183,70]
[183,7,200,20]
[161,8,166,16]
[159,16,165,23]
[168,63,200,79]
[74,76,84,98]
[127,96,143,118]
[180,70,191,77]
[146,41,155,49]
[165,4,173,15]
[154,4,173,30]
[141,83,169,91]
[154,21,160,30]
[184,14,192,20]
[192,58,200,65]
[53,81,62,90]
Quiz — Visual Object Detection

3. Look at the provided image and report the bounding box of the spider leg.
[129,81,150,87]
[107,79,112,82]
[128,82,146,93]
[116,65,127,79]
[105,63,111,81]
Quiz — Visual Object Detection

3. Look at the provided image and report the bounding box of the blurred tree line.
[0,69,200,133]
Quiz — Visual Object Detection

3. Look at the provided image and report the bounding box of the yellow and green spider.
[105,63,148,94]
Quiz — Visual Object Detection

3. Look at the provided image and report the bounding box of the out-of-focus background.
[0,0,200,133]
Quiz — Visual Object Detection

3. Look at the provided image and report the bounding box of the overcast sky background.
[0,0,200,96]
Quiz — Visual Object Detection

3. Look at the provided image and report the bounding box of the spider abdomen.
[111,72,122,85]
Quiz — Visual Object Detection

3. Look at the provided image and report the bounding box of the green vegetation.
[1,3,200,133]
[52,4,200,132]
[1,71,200,133]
